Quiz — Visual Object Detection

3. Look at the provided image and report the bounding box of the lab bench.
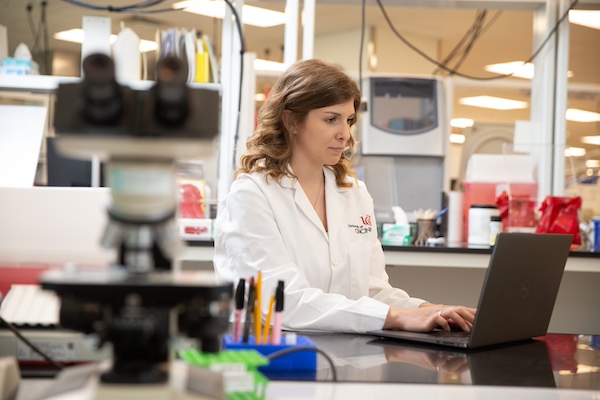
[180,241,600,336]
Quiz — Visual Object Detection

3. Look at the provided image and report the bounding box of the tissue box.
[3,57,32,67]
[0,65,27,75]
[382,223,411,246]
[1,58,38,75]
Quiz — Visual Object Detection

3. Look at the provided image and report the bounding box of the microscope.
[40,53,232,384]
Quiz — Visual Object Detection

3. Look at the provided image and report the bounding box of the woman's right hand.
[383,304,476,333]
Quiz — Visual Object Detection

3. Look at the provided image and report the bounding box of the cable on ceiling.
[371,0,579,81]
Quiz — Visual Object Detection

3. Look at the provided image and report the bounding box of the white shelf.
[0,75,79,92]
[0,74,221,93]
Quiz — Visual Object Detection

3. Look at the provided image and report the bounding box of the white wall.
[314,27,373,73]
[314,26,438,77]
[373,28,438,75]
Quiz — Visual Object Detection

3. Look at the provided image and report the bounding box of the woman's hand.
[383,303,477,333]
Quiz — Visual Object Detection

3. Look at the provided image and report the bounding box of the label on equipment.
[16,340,76,361]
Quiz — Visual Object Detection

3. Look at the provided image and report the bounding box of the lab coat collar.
[324,168,349,243]
[281,166,350,241]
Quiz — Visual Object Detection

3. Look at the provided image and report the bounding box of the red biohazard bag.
[495,191,510,220]
[535,196,581,244]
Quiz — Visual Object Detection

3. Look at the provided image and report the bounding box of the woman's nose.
[339,123,351,141]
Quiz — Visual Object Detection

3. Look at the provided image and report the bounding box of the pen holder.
[415,218,436,246]
[222,334,317,372]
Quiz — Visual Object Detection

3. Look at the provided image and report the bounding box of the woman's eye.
[326,117,337,123]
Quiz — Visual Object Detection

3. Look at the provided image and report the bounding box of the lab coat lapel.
[324,169,348,243]
[282,174,329,239]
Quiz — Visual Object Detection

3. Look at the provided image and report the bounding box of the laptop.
[367,232,573,349]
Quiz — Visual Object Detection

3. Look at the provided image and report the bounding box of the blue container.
[593,217,600,252]
[222,334,317,372]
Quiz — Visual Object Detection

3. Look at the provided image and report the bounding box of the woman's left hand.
[383,304,476,332]
[419,303,477,332]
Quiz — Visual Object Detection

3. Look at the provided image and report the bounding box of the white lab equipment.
[360,76,446,156]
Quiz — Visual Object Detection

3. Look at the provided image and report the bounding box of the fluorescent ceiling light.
[569,10,600,30]
[450,118,474,128]
[586,159,600,168]
[566,108,600,123]
[485,62,534,79]
[581,136,600,146]
[459,95,529,110]
[53,29,158,52]
[485,61,573,79]
[564,147,586,157]
[449,133,466,144]
[174,0,286,28]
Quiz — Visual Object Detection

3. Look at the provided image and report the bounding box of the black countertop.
[263,332,600,390]
[186,239,600,258]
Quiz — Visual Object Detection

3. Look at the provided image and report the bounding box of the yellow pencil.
[254,271,262,344]
[262,295,276,344]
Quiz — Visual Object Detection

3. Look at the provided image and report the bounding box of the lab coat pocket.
[347,240,372,297]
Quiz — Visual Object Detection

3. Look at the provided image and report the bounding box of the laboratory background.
[1,0,600,399]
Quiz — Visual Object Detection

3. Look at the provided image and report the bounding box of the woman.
[214,59,476,333]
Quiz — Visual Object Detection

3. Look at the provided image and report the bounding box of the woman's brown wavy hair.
[236,58,361,188]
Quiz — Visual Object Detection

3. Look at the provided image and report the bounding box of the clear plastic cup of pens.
[415,219,436,246]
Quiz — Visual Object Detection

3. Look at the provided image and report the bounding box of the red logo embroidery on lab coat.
[360,215,372,226]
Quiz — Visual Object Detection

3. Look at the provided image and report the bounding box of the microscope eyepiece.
[81,53,124,125]
[154,56,189,125]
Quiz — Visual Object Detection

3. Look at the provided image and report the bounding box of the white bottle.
[468,205,499,246]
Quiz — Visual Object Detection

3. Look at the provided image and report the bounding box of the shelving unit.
[0,74,222,186]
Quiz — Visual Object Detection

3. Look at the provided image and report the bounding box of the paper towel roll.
[447,191,464,244]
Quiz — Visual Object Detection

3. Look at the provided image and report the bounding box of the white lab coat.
[213,167,426,333]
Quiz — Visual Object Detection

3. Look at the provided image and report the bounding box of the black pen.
[271,280,284,345]
[233,278,245,342]
[242,277,255,343]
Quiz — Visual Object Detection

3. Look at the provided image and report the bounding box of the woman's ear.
[283,109,295,134]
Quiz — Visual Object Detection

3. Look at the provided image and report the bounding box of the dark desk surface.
[186,239,600,258]
[266,332,600,391]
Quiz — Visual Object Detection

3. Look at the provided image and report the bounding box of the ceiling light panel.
[569,10,600,30]
[459,95,529,110]
[53,29,158,52]
[566,108,600,123]
[174,1,286,28]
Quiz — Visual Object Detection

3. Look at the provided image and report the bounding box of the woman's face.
[291,100,355,168]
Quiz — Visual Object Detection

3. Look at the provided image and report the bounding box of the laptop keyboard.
[433,330,469,337]
[432,330,470,343]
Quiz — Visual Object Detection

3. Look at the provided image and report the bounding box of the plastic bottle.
[489,215,503,246]
[593,216,600,253]
[468,205,499,245]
